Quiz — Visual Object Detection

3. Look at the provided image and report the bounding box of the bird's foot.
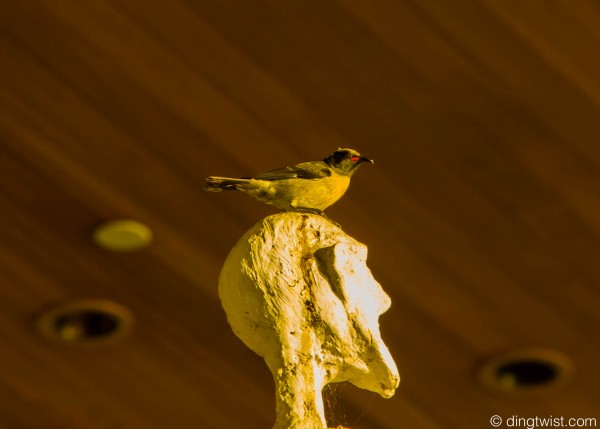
[290,207,326,216]
[288,208,341,227]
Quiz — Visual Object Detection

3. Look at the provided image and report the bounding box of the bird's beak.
[361,156,374,164]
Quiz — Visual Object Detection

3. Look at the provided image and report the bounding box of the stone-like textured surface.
[219,212,399,429]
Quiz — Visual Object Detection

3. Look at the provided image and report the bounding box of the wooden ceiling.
[1,1,600,428]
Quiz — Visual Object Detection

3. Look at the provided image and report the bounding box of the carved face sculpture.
[219,212,399,429]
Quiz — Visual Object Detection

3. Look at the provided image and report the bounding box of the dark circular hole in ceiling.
[54,309,121,341]
[36,299,134,346]
[495,359,558,387]
[476,348,573,393]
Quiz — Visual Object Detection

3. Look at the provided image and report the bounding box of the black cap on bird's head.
[324,148,373,176]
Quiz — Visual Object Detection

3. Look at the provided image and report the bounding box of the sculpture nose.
[380,373,401,398]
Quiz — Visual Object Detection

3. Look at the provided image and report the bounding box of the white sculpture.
[218,212,399,429]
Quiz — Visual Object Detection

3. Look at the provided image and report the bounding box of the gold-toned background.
[1,1,599,428]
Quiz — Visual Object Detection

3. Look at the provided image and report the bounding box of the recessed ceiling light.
[476,348,573,393]
[36,299,134,346]
[93,219,153,252]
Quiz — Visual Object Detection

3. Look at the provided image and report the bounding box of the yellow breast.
[286,173,350,211]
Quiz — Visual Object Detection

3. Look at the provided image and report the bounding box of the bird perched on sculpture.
[204,148,373,215]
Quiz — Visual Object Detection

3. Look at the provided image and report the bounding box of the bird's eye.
[351,156,361,162]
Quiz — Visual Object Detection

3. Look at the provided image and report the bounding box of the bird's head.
[324,148,373,176]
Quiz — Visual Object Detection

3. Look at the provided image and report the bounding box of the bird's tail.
[204,176,249,192]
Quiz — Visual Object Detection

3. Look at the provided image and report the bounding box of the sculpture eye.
[351,156,360,162]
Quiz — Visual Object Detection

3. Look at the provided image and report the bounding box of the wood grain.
[1,1,599,428]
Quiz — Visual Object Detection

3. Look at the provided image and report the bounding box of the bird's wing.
[251,162,331,181]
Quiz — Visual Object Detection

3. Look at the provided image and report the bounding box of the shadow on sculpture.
[219,212,399,429]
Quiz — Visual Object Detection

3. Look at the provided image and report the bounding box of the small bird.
[204,148,373,215]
